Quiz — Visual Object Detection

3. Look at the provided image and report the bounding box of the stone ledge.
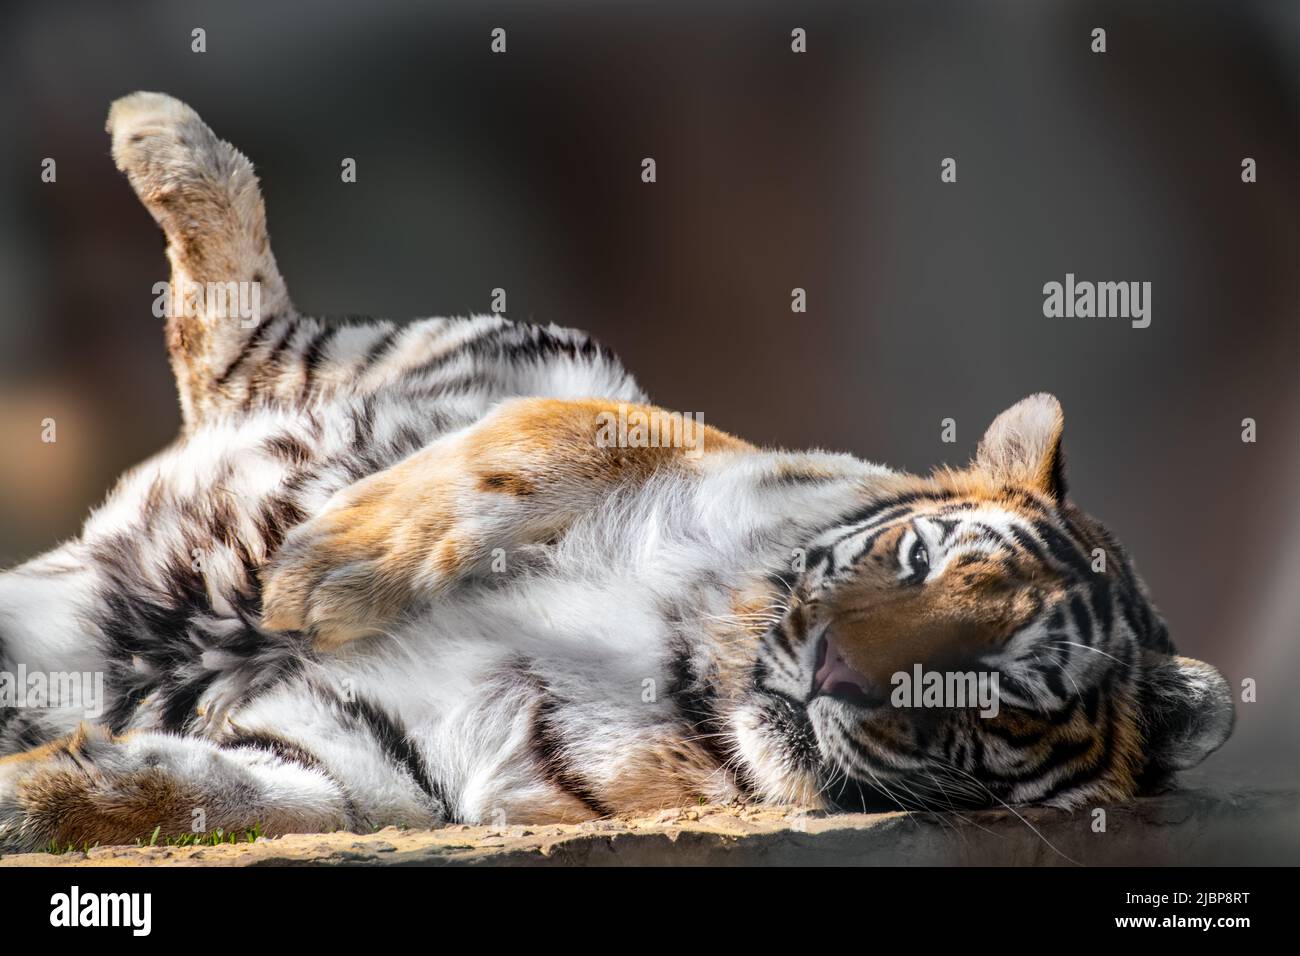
[4,782,1295,866]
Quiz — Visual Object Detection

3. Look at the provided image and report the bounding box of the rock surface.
[4,779,1295,866]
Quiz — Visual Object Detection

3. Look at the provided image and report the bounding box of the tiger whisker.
[1047,640,1124,667]
[931,756,1082,867]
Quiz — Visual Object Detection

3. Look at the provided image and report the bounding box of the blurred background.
[0,0,1296,803]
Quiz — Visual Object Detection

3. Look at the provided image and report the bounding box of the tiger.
[0,92,1233,852]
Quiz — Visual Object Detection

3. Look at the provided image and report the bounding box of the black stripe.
[664,641,733,783]
[528,690,612,817]
[506,658,613,816]
[1038,695,1117,800]
[264,316,304,373]
[299,324,338,396]
[404,323,512,381]
[95,562,304,737]
[1009,525,1047,562]
[825,502,918,551]
[1067,593,1094,646]
[768,618,796,659]
[414,372,493,396]
[263,432,313,468]
[226,732,366,829]
[355,324,401,375]
[1033,520,1092,578]
[758,467,841,489]
[227,731,327,773]
[239,317,302,411]
[837,723,910,774]
[1088,583,1114,635]
[252,495,307,554]
[828,493,934,534]
[823,521,900,576]
[212,311,283,388]
[967,521,1012,548]
[339,693,447,813]
[0,711,54,755]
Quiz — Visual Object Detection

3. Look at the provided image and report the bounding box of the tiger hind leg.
[0,719,442,854]
[107,92,295,427]
[0,725,346,853]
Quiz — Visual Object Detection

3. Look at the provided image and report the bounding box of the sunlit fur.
[0,94,1233,852]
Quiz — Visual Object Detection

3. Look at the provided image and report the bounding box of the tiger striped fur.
[0,93,1233,852]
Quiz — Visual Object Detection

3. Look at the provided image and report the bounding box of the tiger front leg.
[259,397,754,649]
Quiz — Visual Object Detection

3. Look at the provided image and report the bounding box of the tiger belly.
[239,569,757,824]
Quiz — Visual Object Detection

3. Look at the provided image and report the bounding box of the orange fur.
[261,398,752,647]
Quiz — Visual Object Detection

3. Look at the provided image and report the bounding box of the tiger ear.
[1141,655,1235,772]
[974,393,1067,502]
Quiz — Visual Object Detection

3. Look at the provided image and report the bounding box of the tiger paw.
[259,479,453,651]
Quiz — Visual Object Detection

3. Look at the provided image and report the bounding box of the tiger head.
[739,393,1234,811]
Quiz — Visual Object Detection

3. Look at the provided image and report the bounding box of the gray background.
[1,1,1296,802]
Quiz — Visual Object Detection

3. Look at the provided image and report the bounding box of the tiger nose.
[811,633,883,707]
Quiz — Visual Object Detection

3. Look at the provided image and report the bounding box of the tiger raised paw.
[0,93,1232,852]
